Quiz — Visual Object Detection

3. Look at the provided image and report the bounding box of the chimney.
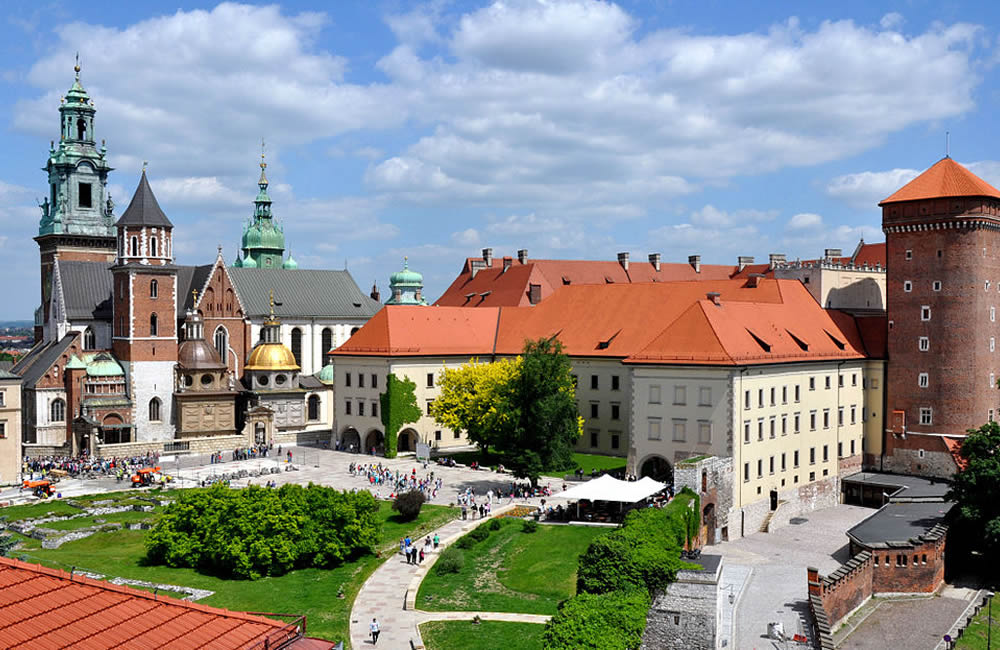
[824,248,842,260]
[517,249,528,264]
[737,256,755,272]
[747,273,765,288]
[528,283,541,305]
[648,252,661,272]
[768,253,786,268]
[689,255,701,273]
[502,256,513,272]
[617,251,629,271]
[707,291,721,306]
[482,247,494,267]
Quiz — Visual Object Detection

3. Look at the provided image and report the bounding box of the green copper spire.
[38,56,115,239]
[386,257,428,305]
[235,140,287,269]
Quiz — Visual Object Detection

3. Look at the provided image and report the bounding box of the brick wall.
[838,453,862,475]
[810,552,873,626]
[198,262,249,376]
[863,528,947,594]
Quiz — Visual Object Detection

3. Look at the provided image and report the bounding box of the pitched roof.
[12,334,78,388]
[434,256,741,308]
[177,263,216,314]
[333,305,501,357]
[942,437,968,472]
[880,157,1000,204]
[228,268,381,319]
[852,242,887,268]
[57,260,114,320]
[0,556,329,649]
[116,170,173,227]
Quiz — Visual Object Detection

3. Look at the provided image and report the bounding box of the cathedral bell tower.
[36,58,116,329]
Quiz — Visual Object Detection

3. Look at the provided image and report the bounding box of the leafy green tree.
[429,357,521,455]
[392,490,426,521]
[380,373,422,459]
[542,591,651,650]
[500,338,583,485]
[947,421,1000,553]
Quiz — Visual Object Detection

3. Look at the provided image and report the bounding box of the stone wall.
[766,474,841,533]
[642,558,722,650]
[837,453,862,476]
[96,433,249,458]
[881,433,957,479]
[675,455,733,544]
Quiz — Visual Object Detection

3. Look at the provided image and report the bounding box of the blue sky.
[1,0,999,319]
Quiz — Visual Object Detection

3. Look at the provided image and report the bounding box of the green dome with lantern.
[232,143,293,270]
[386,257,428,305]
[86,352,124,377]
[317,362,335,385]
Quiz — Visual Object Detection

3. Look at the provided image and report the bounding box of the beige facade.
[774,262,886,311]
[572,358,632,456]
[0,374,23,485]
[861,360,887,465]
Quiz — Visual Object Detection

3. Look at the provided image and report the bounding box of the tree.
[500,338,583,485]
[429,357,522,455]
[380,373,422,459]
[947,421,1000,554]
[392,490,425,521]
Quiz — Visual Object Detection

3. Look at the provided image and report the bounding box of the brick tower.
[35,59,116,338]
[111,170,178,441]
[882,157,1000,475]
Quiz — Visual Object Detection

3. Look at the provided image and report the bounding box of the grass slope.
[417,519,606,615]
[956,603,1000,649]
[420,620,544,650]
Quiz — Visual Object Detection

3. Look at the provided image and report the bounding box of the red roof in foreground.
[0,556,332,650]
[942,437,969,472]
[881,157,1000,204]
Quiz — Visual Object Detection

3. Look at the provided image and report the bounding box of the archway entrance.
[341,427,361,453]
[398,428,419,453]
[639,455,673,483]
[364,430,385,455]
[703,503,716,545]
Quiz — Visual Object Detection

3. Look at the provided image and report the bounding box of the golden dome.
[245,342,299,371]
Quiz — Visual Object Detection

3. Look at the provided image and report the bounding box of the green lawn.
[11,497,457,648]
[417,519,607,615]
[567,452,627,476]
[956,602,1000,649]
[41,509,158,531]
[420,620,544,650]
[434,450,626,476]
[0,500,82,521]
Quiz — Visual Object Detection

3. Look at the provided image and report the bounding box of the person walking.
[419,547,425,563]
[433,533,440,549]
[370,617,380,645]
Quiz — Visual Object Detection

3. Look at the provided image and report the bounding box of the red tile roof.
[336,279,870,367]
[0,557,328,650]
[880,157,1000,204]
[852,242,887,268]
[942,437,968,472]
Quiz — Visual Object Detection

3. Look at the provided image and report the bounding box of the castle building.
[0,370,23,485]
[244,294,305,440]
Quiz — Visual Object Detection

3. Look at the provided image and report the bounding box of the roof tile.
[881,157,1000,204]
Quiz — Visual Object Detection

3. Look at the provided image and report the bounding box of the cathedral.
[13,64,386,456]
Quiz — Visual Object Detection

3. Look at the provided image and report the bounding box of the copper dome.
[177,339,227,370]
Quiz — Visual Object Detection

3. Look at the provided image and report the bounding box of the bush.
[144,483,380,580]
[392,490,426,522]
[435,547,464,575]
[542,590,651,650]
[469,525,490,542]
[488,518,503,531]
[521,519,539,533]
[456,535,478,549]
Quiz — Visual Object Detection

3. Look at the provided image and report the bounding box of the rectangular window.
[757,459,763,478]
[426,400,433,416]
[698,420,712,443]
[78,182,92,208]
[612,375,620,391]
[744,421,751,444]
[781,452,786,471]
[918,372,929,388]
[850,439,856,455]
[850,405,856,424]
[427,373,435,388]
[0,421,5,439]
[674,385,686,405]
[611,403,621,420]
[769,456,775,474]
[823,409,830,429]
[345,373,352,387]
[793,450,800,468]
[852,373,857,387]
[758,419,764,441]
[809,377,816,391]
[825,376,831,390]
[920,407,933,425]
[921,306,931,321]
[699,386,711,406]
[794,412,801,433]
[454,429,461,439]
[903,280,912,292]
[371,374,378,389]
[744,462,750,482]
[769,416,776,439]
[345,400,352,415]
[590,430,599,448]
[905,249,912,260]
[744,390,751,410]
[781,386,788,404]
[758,388,764,408]
[358,373,365,388]
[672,419,686,442]
[591,375,599,390]
[993,306,996,322]
[435,430,442,441]
[781,414,787,435]
[611,433,620,450]
[770,387,776,405]
[649,385,661,404]
[838,407,844,427]
[992,337,996,353]
[648,419,662,441]
[358,401,364,417]
[823,444,829,462]
[590,403,599,418]
[810,471,816,482]
[810,411,817,431]
[919,336,930,352]
[810,447,816,464]
[794,384,801,402]
[0,391,4,407]
[371,401,378,418]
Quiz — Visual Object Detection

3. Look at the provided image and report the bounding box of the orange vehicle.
[22,480,54,498]
[130,466,162,487]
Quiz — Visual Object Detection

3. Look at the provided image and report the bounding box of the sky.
[2,0,1000,319]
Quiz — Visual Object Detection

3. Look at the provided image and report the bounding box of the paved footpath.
[350,504,550,649]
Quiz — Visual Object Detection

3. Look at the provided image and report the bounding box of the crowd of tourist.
[348,462,444,500]
[22,452,161,480]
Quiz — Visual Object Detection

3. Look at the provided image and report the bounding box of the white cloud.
[451,227,481,246]
[880,12,904,30]
[787,212,824,230]
[826,168,920,209]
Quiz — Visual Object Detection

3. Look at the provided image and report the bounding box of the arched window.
[291,327,302,366]
[214,326,229,364]
[150,313,158,337]
[51,398,66,423]
[83,327,96,350]
[308,394,320,421]
[150,237,158,257]
[130,236,138,256]
[150,279,158,298]
[149,397,161,422]
[321,328,333,367]
[77,118,86,140]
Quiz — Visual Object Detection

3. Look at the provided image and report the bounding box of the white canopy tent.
[552,474,666,503]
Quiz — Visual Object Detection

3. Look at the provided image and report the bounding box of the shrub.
[542,590,651,650]
[392,490,426,522]
[521,519,539,533]
[456,535,478,549]
[469,525,490,542]
[144,483,380,580]
[488,518,503,531]
[435,547,464,575]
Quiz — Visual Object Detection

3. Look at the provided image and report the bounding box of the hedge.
[541,590,651,650]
